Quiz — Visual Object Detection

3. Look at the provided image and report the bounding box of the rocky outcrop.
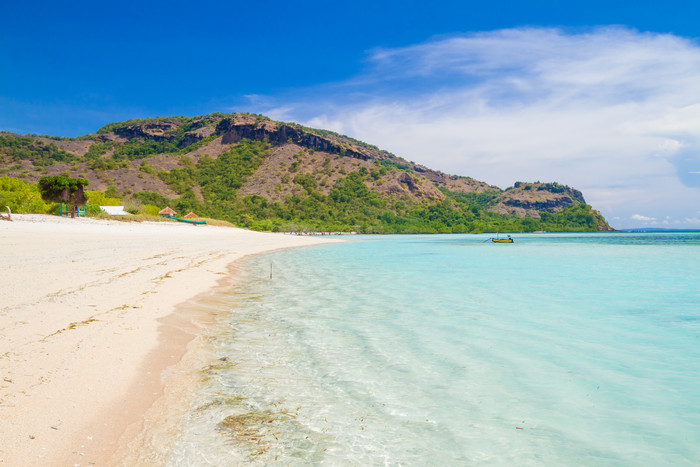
[216,116,375,161]
[106,120,215,148]
[490,182,587,217]
[180,126,214,147]
[389,172,444,201]
[112,122,178,141]
[501,195,578,212]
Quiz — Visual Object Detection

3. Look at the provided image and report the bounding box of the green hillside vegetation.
[0,133,78,166]
[0,114,612,233]
[127,140,601,233]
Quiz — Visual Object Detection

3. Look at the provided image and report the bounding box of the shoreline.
[0,214,338,466]
[108,256,277,465]
[92,260,245,466]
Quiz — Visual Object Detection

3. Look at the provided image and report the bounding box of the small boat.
[166,215,207,225]
[491,235,513,243]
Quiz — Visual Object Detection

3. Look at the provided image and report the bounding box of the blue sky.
[3,0,700,228]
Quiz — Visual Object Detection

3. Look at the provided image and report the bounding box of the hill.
[0,113,611,233]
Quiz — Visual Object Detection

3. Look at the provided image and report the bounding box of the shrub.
[0,176,51,213]
[143,204,161,216]
[85,191,121,206]
[123,197,144,214]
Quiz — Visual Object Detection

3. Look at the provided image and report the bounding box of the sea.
[166,232,700,466]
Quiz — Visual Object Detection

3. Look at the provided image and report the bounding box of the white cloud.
[262,27,700,229]
[631,214,656,221]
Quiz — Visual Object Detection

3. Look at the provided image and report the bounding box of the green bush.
[85,191,121,206]
[143,204,161,216]
[133,191,169,207]
[85,203,105,216]
[123,197,143,214]
[0,176,51,213]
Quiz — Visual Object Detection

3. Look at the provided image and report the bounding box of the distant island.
[0,113,612,233]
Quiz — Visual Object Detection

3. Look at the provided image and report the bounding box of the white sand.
[0,215,337,466]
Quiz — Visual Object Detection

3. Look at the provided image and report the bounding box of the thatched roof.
[158,206,176,215]
[183,212,199,219]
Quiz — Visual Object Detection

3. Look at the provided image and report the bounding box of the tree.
[38,175,89,218]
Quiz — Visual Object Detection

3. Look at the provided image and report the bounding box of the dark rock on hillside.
[216,115,375,161]
[112,122,178,141]
[502,195,580,212]
[180,126,215,147]
[397,172,420,193]
[491,182,589,218]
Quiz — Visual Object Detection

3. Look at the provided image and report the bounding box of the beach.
[0,215,336,466]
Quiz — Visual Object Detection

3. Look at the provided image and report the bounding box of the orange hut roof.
[158,206,176,216]
[183,212,199,219]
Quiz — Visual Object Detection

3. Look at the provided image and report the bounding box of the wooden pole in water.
[270,263,273,280]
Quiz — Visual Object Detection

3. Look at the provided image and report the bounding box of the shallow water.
[169,233,700,465]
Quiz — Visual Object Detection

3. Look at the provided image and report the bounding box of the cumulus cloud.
[262,27,700,228]
[631,214,656,221]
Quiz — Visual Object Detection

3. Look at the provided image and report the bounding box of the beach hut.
[183,212,199,219]
[158,206,176,217]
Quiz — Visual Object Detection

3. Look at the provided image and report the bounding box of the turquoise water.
[170,233,700,465]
